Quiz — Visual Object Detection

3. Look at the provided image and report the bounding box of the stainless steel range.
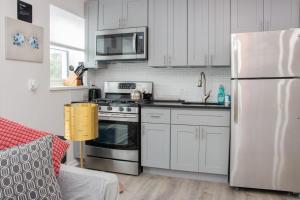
[85,81,153,175]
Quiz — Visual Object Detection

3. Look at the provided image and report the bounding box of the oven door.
[86,113,139,150]
[95,27,147,61]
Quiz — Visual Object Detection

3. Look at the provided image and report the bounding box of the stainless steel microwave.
[95,27,147,62]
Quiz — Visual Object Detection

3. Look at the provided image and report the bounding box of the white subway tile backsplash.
[93,63,231,102]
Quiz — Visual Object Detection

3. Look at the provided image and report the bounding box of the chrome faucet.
[198,72,211,103]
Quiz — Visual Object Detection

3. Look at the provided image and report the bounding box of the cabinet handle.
[119,18,121,28]
[201,128,205,140]
[266,21,270,31]
[260,21,264,31]
[164,56,166,65]
[195,127,199,139]
[150,115,161,118]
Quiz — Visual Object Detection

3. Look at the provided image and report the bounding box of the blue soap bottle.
[217,85,225,105]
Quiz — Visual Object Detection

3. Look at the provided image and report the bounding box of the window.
[50,5,85,87]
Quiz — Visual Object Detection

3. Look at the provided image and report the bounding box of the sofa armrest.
[57,165,119,200]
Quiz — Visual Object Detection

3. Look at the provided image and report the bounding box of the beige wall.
[0,0,87,136]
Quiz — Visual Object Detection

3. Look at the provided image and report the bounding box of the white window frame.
[49,5,85,88]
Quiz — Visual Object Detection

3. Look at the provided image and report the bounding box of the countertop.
[140,100,231,110]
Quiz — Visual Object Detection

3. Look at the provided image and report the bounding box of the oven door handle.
[99,114,139,122]
[99,113,138,118]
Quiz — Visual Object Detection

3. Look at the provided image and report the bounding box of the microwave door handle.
[132,33,137,53]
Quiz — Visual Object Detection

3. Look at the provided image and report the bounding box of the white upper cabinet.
[209,0,231,66]
[85,0,99,68]
[264,0,300,31]
[188,0,230,67]
[231,0,264,33]
[188,0,209,66]
[98,0,148,30]
[98,0,123,30]
[168,0,188,66]
[232,0,300,33]
[123,0,148,28]
[148,0,168,67]
[148,0,188,67]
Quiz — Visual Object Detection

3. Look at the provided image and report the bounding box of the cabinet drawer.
[142,108,171,124]
[171,109,230,127]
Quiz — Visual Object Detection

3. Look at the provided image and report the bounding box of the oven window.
[86,120,138,150]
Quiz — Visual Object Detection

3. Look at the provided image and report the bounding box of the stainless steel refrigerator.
[230,29,300,193]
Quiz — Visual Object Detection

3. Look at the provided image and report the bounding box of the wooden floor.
[117,174,297,200]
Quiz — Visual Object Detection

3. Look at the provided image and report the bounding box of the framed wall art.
[5,17,44,63]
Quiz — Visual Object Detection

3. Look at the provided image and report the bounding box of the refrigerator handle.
[234,79,238,123]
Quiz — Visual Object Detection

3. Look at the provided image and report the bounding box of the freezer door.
[230,78,300,192]
[231,29,300,78]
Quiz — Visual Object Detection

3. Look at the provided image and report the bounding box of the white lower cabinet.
[199,126,230,175]
[141,107,230,175]
[171,125,229,175]
[141,123,170,169]
[171,125,199,172]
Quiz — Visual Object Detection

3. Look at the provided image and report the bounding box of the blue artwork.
[12,32,25,46]
[29,36,39,49]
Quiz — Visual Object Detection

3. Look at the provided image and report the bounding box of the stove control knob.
[119,107,124,112]
[98,106,101,111]
[127,107,132,112]
[107,106,112,111]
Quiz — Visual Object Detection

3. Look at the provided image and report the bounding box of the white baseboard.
[142,167,228,183]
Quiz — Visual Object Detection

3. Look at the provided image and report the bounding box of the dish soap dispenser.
[217,85,225,105]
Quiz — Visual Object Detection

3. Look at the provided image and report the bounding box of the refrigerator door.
[232,29,300,79]
[230,78,300,192]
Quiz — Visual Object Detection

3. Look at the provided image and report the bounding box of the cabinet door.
[171,125,199,172]
[167,0,188,66]
[199,126,229,175]
[209,0,230,66]
[231,0,264,33]
[98,0,123,30]
[188,0,209,66]
[148,0,168,67]
[264,0,300,31]
[142,123,170,169]
[85,0,98,68]
[123,0,148,27]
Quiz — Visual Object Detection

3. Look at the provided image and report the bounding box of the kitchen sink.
[181,102,221,106]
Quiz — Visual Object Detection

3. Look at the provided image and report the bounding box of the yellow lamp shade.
[64,103,98,141]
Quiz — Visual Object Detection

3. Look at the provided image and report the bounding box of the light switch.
[28,79,38,92]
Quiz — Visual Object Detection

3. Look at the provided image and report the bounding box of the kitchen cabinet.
[171,109,230,175]
[148,0,168,67]
[264,0,300,31]
[231,0,264,33]
[208,0,231,66]
[167,0,188,66]
[187,0,209,66]
[123,0,148,28]
[188,0,231,66]
[98,0,123,30]
[148,0,188,67]
[141,123,170,169]
[141,107,230,175]
[171,125,199,172]
[85,0,99,68]
[199,126,230,175]
[98,0,148,30]
[171,125,230,175]
[231,0,300,33]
